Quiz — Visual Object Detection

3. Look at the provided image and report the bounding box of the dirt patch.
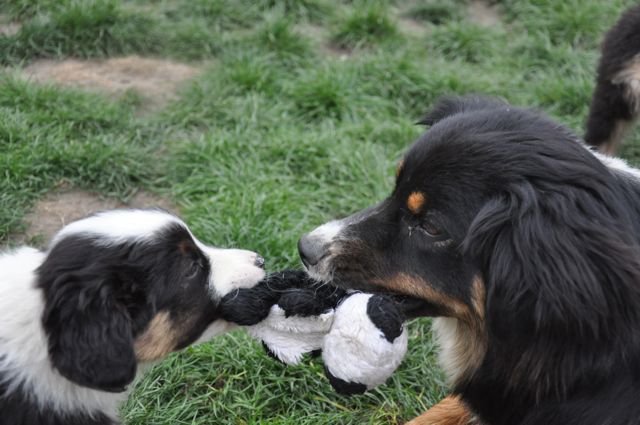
[397,16,430,38]
[14,189,178,247]
[0,14,21,36]
[323,42,352,60]
[298,23,352,59]
[22,56,202,112]
[467,0,502,27]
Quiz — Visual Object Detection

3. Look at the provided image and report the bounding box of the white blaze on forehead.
[307,203,382,245]
[49,209,183,248]
[308,220,344,244]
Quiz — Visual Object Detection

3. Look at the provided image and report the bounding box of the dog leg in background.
[585,5,640,154]
[406,396,476,425]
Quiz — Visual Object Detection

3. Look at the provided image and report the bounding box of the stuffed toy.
[220,270,410,395]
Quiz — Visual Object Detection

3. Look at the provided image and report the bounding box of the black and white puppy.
[0,209,265,425]
[585,4,640,154]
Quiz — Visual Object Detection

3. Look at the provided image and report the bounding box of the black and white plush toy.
[220,270,409,395]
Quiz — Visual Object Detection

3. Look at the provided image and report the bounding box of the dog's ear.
[38,241,146,392]
[418,95,507,127]
[465,179,640,343]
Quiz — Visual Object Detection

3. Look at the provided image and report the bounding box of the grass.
[1,0,639,423]
[331,2,398,49]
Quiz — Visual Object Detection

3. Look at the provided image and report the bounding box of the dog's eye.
[420,220,447,240]
[185,261,202,279]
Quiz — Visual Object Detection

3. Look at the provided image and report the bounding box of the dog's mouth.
[325,276,442,319]
[302,256,444,318]
[388,294,444,318]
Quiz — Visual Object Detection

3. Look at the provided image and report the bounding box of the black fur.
[308,95,640,424]
[585,5,640,152]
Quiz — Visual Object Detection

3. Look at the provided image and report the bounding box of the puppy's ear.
[38,241,145,392]
[465,180,640,343]
[418,95,507,126]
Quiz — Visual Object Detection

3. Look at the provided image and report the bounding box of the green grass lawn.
[1,0,638,423]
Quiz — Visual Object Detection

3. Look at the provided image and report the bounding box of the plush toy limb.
[220,270,346,364]
[220,270,410,395]
[219,269,345,326]
[406,396,477,425]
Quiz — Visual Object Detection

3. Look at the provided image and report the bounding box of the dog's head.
[300,96,640,364]
[37,209,265,393]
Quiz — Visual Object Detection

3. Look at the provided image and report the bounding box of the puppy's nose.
[298,234,325,267]
[254,255,265,269]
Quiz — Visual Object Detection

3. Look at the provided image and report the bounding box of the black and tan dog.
[0,209,265,425]
[586,4,640,154]
[299,96,640,425]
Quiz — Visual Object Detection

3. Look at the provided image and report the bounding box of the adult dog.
[299,96,640,425]
[0,209,265,425]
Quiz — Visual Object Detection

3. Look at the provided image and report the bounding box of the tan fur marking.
[373,274,488,386]
[374,273,470,319]
[134,312,180,362]
[396,159,405,178]
[612,54,640,114]
[433,276,487,386]
[471,276,485,320]
[407,192,426,214]
[406,396,475,425]
[601,54,640,154]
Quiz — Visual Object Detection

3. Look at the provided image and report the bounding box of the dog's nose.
[298,234,325,267]
[254,255,265,269]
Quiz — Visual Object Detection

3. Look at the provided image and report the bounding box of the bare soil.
[22,56,201,112]
[0,14,21,36]
[397,16,430,37]
[467,0,502,27]
[298,23,352,59]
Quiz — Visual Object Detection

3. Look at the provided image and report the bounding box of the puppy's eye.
[185,261,202,279]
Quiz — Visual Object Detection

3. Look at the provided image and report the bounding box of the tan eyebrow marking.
[396,160,405,178]
[407,191,426,214]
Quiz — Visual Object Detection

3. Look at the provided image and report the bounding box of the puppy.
[585,4,640,153]
[299,96,640,425]
[0,209,265,425]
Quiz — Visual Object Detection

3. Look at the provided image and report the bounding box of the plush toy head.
[220,270,410,395]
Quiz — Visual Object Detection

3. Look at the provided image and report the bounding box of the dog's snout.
[254,255,265,269]
[298,234,326,267]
